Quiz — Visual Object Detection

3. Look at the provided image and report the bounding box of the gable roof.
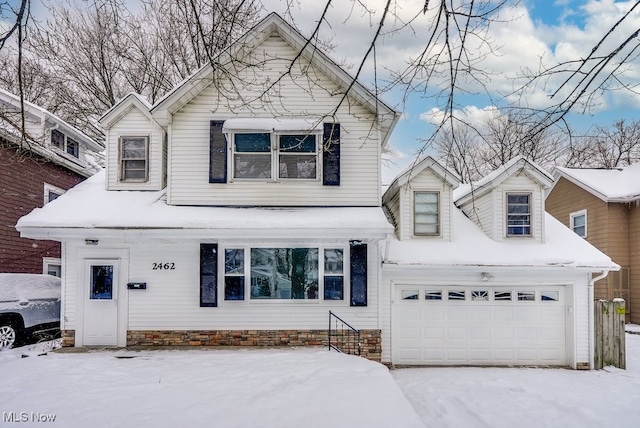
[454,156,553,206]
[149,12,399,145]
[552,164,640,203]
[0,89,103,152]
[99,92,154,128]
[383,156,460,202]
[0,88,103,177]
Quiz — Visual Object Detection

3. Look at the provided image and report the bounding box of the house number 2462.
[152,262,175,270]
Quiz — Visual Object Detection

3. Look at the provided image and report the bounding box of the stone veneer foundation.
[61,329,382,362]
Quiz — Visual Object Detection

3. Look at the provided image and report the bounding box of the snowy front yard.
[1,331,639,428]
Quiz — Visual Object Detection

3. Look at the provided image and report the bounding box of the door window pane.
[90,265,113,300]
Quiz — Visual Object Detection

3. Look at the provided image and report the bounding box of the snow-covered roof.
[553,164,640,202]
[383,156,460,200]
[383,208,618,271]
[16,171,394,240]
[222,118,323,132]
[455,156,553,206]
[0,88,103,152]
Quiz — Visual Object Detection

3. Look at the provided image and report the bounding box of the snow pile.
[0,274,60,303]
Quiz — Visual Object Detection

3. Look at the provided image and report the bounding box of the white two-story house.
[16,13,616,369]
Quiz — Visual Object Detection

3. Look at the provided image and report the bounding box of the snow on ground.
[392,330,640,428]
[2,332,640,428]
[0,344,423,428]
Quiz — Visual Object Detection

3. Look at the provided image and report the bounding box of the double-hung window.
[231,133,319,180]
[570,210,587,238]
[414,191,439,236]
[120,136,149,182]
[51,129,80,158]
[506,193,531,236]
[233,133,272,179]
[222,119,322,182]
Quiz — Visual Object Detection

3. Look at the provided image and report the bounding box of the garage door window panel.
[448,291,466,300]
[425,291,442,300]
[541,291,559,301]
[402,290,419,300]
[517,291,535,301]
[494,291,512,301]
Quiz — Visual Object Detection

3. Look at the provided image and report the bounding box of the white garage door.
[393,286,567,366]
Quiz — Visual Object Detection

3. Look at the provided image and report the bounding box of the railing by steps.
[328,310,361,356]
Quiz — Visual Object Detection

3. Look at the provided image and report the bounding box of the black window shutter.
[209,120,227,183]
[350,240,367,306]
[200,243,218,307]
[323,122,340,186]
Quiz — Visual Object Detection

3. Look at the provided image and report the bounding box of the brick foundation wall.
[576,362,590,370]
[126,329,382,362]
[61,330,75,347]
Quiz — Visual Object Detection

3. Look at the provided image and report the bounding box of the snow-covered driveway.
[1,331,639,428]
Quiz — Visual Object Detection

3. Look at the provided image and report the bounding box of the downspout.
[589,270,609,370]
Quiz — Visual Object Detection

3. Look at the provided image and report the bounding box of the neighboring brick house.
[0,89,103,275]
[546,165,640,323]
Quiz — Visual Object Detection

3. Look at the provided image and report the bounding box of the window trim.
[413,190,440,237]
[505,192,533,237]
[43,183,66,205]
[215,244,350,304]
[42,257,62,277]
[226,130,322,182]
[50,129,81,159]
[119,136,150,183]
[570,209,587,238]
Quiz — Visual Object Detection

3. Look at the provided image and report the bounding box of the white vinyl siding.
[458,175,544,243]
[168,34,381,206]
[117,241,380,330]
[395,168,452,241]
[106,107,165,191]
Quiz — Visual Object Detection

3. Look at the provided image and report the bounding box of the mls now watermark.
[3,412,57,423]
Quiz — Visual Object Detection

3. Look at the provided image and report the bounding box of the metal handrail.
[328,310,361,356]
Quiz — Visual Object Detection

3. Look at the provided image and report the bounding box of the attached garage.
[392,285,567,366]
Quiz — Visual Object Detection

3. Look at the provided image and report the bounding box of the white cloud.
[419,105,502,128]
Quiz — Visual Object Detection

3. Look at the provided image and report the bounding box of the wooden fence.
[594,299,626,370]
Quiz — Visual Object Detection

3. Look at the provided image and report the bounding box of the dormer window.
[414,191,439,236]
[51,129,79,158]
[119,136,149,182]
[506,193,531,236]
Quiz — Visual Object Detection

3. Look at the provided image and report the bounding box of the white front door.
[83,260,119,346]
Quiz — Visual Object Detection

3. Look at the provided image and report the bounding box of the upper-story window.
[414,191,439,236]
[570,210,587,238]
[43,183,65,205]
[211,119,339,185]
[51,129,79,158]
[231,132,319,181]
[119,136,149,182]
[506,193,531,236]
